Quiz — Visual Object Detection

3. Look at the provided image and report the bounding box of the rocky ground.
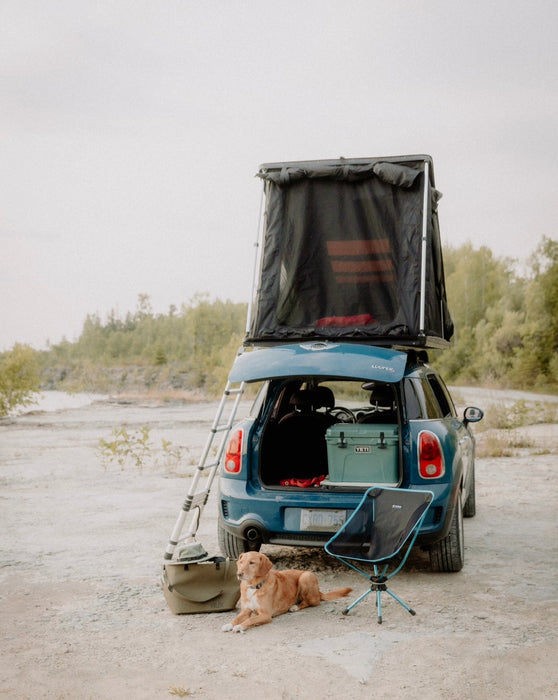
[1,389,557,699]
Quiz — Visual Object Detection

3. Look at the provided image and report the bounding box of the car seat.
[276,387,337,481]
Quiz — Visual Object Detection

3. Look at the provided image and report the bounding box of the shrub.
[0,344,41,417]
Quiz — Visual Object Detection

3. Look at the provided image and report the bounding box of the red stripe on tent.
[335,273,395,284]
[332,259,394,273]
[316,314,376,327]
[327,239,391,256]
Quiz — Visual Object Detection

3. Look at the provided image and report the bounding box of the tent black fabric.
[245,156,453,348]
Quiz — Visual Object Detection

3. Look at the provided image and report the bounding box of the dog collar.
[249,579,266,590]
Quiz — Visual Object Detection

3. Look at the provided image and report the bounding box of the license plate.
[300,508,346,532]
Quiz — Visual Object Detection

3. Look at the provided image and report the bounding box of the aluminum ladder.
[163,378,245,561]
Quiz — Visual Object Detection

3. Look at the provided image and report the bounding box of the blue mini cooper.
[217,342,483,572]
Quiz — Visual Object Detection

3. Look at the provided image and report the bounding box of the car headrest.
[366,383,394,408]
[290,386,335,410]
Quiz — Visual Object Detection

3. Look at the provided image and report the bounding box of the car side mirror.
[463,406,484,426]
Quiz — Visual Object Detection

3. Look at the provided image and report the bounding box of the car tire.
[429,492,464,572]
[463,464,476,518]
[218,523,261,559]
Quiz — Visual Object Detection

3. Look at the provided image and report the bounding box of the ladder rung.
[185,492,209,510]
[211,424,233,434]
[196,460,219,471]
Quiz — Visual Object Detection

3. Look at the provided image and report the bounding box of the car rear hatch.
[229,342,407,384]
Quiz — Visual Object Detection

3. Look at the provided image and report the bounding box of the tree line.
[40,293,249,396]
[1,237,557,415]
[434,236,557,391]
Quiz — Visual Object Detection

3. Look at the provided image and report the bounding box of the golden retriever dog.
[221,551,352,632]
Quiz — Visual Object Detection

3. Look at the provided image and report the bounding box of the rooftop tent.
[245,155,453,348]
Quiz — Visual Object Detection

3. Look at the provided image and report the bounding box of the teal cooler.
[325,424,399,485]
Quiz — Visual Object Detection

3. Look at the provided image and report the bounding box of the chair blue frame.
[325,486,433,623]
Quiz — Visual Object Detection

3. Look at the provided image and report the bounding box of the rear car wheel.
[429,492,464,572]
[218,523,261,559]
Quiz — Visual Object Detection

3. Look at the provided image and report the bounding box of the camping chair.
[325,487,433,623]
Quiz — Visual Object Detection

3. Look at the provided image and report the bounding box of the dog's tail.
[320,587,352,601]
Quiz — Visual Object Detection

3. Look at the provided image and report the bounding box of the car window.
[249,382,268,419]
[420,378,444,419]
[320,380,371,407]
[268,381,301,421]
[269,379,399,417]
[403,378,423,420]
[434,375,457,417]
[427,374,455,418]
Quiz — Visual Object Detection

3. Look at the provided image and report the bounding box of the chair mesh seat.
[327,488,431,561]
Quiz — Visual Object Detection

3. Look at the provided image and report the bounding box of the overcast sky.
[1,0,557,351]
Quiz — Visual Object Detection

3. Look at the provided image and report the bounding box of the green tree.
[510,237,558,388]
[433,237,558,391]
[0,344,41,416]
[444,243,516,335]
[434,243,518,382]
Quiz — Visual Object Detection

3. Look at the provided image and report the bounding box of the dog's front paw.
[289,605,299,612]
[232,624,245,633]
[221,623,234,632]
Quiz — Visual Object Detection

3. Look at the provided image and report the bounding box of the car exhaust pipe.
[245,527,261,542]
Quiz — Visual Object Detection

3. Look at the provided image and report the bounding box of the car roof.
[228,342,408,384]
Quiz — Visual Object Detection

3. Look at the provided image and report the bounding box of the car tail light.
[224,429,243,473]
[418,431,445,478]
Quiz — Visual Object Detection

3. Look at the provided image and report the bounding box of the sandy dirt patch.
[1,390,557,699]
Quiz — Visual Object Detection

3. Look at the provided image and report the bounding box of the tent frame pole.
[419,160,430,334]
[245,188,265,335]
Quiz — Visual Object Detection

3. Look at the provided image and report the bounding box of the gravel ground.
[1,390,557,699]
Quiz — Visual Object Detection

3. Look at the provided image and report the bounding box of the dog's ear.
[258,553,274,578]
[238,552,246,564]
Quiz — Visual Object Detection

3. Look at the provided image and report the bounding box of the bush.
[0,344,41,416]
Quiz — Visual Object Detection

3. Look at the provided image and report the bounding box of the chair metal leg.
[344,584,416,623]
[384,587,416,616]
[342,587,374,615]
